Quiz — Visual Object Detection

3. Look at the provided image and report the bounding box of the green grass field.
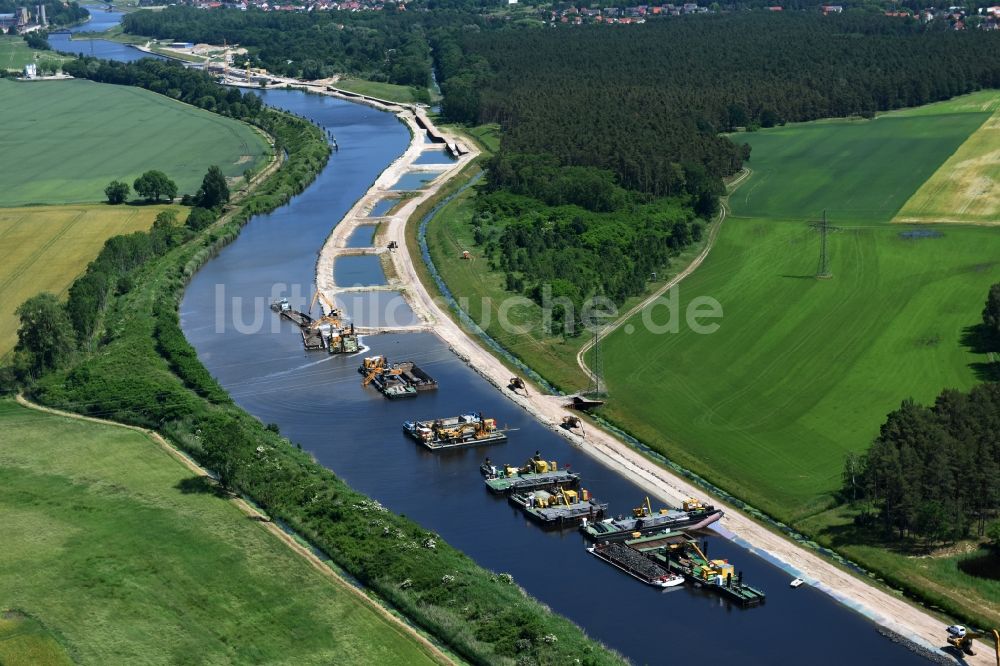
[0,613,72,666]
[0,203,174,358]
[335,77,423,104]
[730,111,989,222]
[0,36,71,72]
[0,399,441,665]
[0,79,268,206]
[597,91,1000,522]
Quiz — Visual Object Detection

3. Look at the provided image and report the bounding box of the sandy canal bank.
[302,90,991,662]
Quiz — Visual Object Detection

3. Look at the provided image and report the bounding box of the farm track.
[576,167,752,383]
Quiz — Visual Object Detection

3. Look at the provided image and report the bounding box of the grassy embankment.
[0,79,267,206]
[12,74,622,663]
[334,77,428,104]
[0,35,71,71]
[0,399,443,664]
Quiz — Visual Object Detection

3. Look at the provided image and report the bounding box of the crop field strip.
[596,91,1000,522]
[894,110,1000,225]
[0,205,173,357]
[0,79,268,206]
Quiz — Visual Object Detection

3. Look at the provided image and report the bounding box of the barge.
[403,413,507,450]
[627,532,766,607]
[587,542,684,589]
[509,487,607,527]
[482,453,580,494]
[271,298,360,354]
[360,356,436,399]
[581,497,723,542]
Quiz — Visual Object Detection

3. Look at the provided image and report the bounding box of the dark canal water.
[178,90,928,665]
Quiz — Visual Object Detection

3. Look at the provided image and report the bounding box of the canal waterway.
[177,90,927,665]
[62,9,933,661]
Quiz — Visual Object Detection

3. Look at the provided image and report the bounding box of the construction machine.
[509,376,528,396]
[946,625,1000,662]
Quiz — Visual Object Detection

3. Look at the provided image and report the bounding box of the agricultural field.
[894,105,1000,226]
[0,399,442,665]
[0,79,268,206]
[0,204,173,357]
[598,91,1000,523]
[730,110,989,222]
[0,36,71,72]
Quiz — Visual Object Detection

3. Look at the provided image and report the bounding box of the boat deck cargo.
[581,497,723,542]
[403,413,507,450]
[271,298,359,354]
[482,453,580,494]
[588,542,684,589]
[628,532,766,607]
[360,356,436,399]
[509,487,607,527]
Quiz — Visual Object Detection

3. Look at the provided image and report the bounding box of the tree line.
[436,13,1000,205]
[472,189,702,332]
[843,284,1000,543]
[122,6,433,85]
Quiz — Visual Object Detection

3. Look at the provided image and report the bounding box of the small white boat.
[790,577,805,588]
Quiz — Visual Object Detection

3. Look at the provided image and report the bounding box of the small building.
[0,13,17,29]
[23,62,37,79]
[821,4,843,12]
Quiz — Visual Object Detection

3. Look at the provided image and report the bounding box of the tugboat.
[481,451,581,494]
[581,497,723,542]
[509,486,607,527]
[587,542,684,589]
[403,413,507,450]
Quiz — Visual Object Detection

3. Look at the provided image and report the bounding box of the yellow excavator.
[309,290,342,319]
[946,625,1000,662]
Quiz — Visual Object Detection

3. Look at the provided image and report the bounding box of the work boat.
[403,413,507,450]
[481,452,580,494]
[509,486,607,527]
[581,497,723,542]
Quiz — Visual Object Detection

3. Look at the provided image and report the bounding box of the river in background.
[49,6,164,62]
[178,90,927,666]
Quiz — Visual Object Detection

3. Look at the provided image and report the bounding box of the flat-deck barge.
[360,355,436,399]
[482,453,580,494]
[627,532,766,607]
[403,413,507,450]
[509,487,607,527]
[581,497,722,542]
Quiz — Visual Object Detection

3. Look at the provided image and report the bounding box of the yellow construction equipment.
[632,497,654,518]
[309,290,342,318]
[946,625,1000,661]
[682,498,706,512]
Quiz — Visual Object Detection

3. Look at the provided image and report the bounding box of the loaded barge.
[403,413,507,450]
[270,297,360,353]
[509,487,607,527]
[627,532,766,607]
[482,452,580,494]
[360,355,437,399]
[587,542,684,589]
[581,497,723,542]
